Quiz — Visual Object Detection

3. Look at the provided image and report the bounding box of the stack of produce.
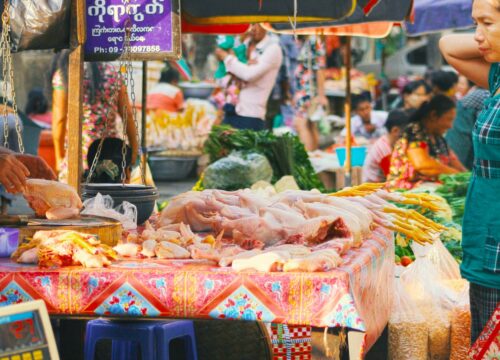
[146,99,217,151]
[435,172,470,225]
[12,230,117,268]
[203,125,324,191]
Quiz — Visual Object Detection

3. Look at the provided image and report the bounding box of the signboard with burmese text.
[85,0,181,61]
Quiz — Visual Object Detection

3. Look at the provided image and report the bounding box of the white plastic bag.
[81,193,137,230]
[428,239,461,280]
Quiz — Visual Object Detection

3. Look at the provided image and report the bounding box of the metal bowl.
[149,156,197,181]
[81,184,159,224]
[179,82,216,99]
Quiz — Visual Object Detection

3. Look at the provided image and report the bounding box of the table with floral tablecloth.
[0,227,394,358]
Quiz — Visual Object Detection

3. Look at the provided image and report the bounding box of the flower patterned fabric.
[52,63,123,182]
[293,36,326,118]
[387,122,455,189]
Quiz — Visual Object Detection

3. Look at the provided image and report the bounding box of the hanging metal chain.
[119,5,145,186]
[0,0,23,153]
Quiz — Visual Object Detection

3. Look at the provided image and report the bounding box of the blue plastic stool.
[154,320,198,360]
[84,319,156,360]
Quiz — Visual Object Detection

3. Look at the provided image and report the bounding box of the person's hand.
[364,123,376,134]
[15,154,57,181]
[0,153,30,193]
[215,48,229,61]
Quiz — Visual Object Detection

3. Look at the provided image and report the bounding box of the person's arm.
[117,85,139,166]
[449,150,468,172]
[407,147,460,176]
[439,34,491,89]
[223,44,283,83]
[316,69,328,106]
[0,152,29,193]
[52,87,68,171]
[174,90,184,112]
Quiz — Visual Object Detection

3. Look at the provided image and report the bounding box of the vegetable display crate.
[149,155,197,181]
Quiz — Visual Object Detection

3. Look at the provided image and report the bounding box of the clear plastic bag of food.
[450,283,471,360]
[428,238,461,280]
[388,276,428,360]
[402,244,453,360]
[81,193,137,230]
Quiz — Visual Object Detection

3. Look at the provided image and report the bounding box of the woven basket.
[193,320,272,360]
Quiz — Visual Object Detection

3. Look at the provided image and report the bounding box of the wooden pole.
[67,0,86,192]
[141,61,148,180]
[344,36,352,187]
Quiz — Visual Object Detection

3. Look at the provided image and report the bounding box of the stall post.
[343,36,352,187]
[67,0,86,192]
[141,61,148,179]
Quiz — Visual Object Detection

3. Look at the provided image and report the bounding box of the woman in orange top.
[146,67,184,113]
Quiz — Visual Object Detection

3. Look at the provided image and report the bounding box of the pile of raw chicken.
[12,230,117,268]
[114,184,444,272]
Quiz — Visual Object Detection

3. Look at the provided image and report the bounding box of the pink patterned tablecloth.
[0,227,394,355]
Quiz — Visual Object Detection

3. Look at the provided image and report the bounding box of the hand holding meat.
[23,179,83,219]
[0,152,30,193]
[15,154,56,181]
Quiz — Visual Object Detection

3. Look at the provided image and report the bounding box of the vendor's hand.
[15,154,56,181]
[0,153,30,193]
[215,48,229,61]
[364,123,376,134]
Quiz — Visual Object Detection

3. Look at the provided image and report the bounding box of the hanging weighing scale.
[0,0,122,245]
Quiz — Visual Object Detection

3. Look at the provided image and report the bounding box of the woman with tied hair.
[387,94,466,189]
[440,0,500,343]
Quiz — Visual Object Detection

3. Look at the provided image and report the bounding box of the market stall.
[0,227,393,358]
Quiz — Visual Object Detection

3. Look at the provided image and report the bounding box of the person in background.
[430,70,459,98]
[440,0,500,342]
[341,93,388,141]
[85,138,132,183]
[50,50,138,182]
[25,88,52,128]
[456,74,476,100]
[293,35,328,151]
[387,95,466,189]
[391,79,431,114]
[215,24,283,130]
[446,88,490,169]
[362,110,411,183]
[146,67,184,113]
[265,34,298,129]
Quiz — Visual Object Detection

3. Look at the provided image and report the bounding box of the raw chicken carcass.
[23,179,82,219]
[113,243,141,257]
[141,240,157,258]
[155,241,190,259]
[283,249,343,272]
[232,250,291,272]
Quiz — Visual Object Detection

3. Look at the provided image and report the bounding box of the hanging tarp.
[0,0,70,52]
[181,0,377,25]
[404,0,473,36]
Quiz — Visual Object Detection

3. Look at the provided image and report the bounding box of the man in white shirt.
[215,24,283,130]
[341,95,388,140]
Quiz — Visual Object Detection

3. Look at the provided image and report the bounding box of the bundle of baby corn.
[330,183,445,245]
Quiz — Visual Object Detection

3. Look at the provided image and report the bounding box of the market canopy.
[266,0,412,35]
[404,0,474,36]
[181,0,387,25]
